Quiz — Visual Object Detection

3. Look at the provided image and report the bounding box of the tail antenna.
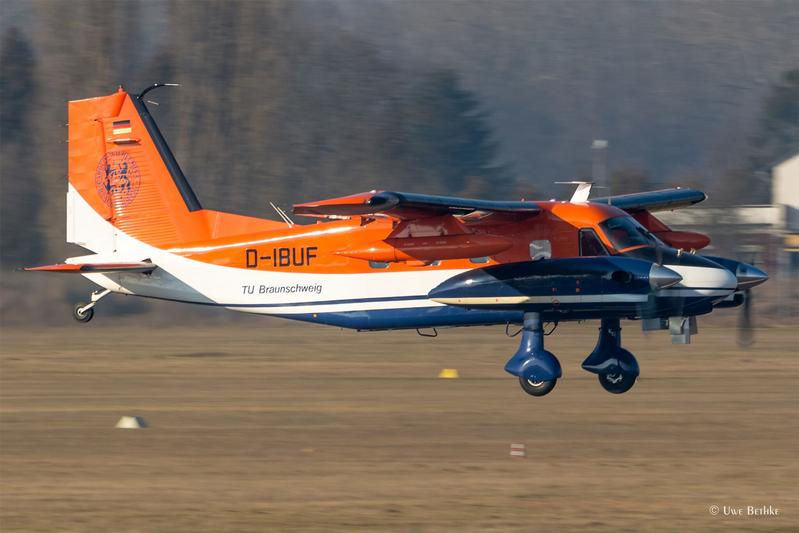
[136,83,181,101]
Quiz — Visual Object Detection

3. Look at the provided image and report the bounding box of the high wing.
[293,191,540,220]
[294,191,539,263]
[23,261,156,274]
[591,188,706,212]
[592,188,710,250]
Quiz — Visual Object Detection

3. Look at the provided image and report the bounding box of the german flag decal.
[112,119,132,135]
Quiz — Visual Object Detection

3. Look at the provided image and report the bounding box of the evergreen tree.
[750,69,799,172]
[403,69,513,198]
[0,27,41,267]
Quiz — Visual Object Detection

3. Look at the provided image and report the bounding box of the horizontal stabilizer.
[23,261,155,274]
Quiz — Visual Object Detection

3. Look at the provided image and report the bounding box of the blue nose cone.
[735,263,768,289]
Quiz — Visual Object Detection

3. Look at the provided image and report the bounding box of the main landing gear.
[71,289,111,323]
[505,314,639,397]
[581,318,639,394]
[504,312,562,397]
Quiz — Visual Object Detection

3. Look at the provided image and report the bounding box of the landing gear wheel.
[519,376,557,397]
[598,372,636,394]
[72,302,94,323]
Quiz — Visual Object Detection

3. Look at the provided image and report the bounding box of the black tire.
[72,302,94,323]
[598,372,636,394]
[518,376,557,397]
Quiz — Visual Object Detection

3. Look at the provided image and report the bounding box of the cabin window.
[598,216,659,252]
[579,228,608,256]
[369,261,389,269]
[529,240,552,261]
[469,256,490,264]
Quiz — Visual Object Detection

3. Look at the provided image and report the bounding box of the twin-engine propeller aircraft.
[26,85,768,396]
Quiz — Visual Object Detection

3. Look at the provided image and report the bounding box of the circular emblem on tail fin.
[94,151,141,208]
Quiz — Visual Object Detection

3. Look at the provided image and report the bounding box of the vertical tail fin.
[67,86,206,252]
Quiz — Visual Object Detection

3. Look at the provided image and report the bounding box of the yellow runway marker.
[438,368,459,379]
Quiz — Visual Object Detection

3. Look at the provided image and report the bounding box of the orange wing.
[294,191,540,263]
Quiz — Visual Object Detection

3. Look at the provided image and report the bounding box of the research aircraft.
[25,85,768,396]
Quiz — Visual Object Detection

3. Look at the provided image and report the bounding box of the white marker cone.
[115,416,148,429]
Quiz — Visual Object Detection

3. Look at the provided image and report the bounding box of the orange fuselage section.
[167,201,630,275]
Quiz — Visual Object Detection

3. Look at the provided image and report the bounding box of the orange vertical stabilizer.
[67,87,282,252]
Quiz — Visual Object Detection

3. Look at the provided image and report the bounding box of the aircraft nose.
[735,263,769,289]
[714,265,739,291]
[648,264,683,289]
[659,255,738,294]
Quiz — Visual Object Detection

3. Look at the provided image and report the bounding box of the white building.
[772,153,799,235]
[656,152,799,275]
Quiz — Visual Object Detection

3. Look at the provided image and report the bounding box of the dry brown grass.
[1,320,797,532]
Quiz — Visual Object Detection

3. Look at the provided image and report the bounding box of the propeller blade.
[738,288,754,347]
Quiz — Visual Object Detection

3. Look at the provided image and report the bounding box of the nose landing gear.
[504,312,562,396]
[582,318,639,394]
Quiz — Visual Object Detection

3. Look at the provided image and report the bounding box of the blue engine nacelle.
[428,257,682,315]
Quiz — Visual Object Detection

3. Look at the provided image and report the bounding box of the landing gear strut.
[504,312,562,397]
[582,318,639,394]
[71,289,111,323]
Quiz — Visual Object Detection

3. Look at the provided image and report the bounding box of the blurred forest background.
[1,0,797,324]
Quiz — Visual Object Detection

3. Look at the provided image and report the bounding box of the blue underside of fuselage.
[274,296,717,330]
[275,306,524,330]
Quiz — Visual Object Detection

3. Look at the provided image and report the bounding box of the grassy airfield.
[1,319,797,532]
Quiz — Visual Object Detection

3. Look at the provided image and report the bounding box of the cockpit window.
[579,228,608,256]
[599,216,661,252]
